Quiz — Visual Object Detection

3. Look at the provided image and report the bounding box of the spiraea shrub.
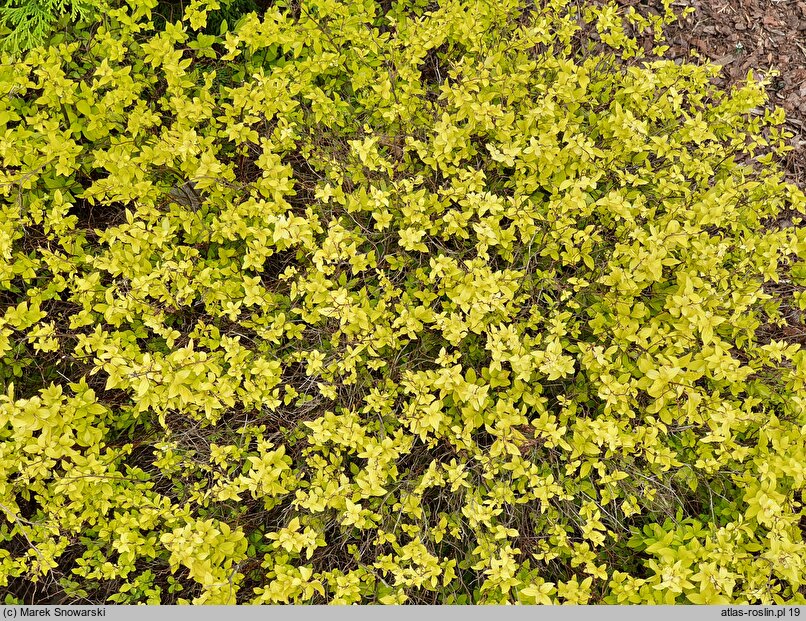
[1,0,806,605]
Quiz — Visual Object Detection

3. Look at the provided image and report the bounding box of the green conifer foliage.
[0,0,104,53]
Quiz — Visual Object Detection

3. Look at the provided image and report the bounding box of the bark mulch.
[616,0,806,187]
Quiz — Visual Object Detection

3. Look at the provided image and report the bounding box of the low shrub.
[1,0,805,604]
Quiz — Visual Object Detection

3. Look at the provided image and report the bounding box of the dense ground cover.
[1,0,806,605]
